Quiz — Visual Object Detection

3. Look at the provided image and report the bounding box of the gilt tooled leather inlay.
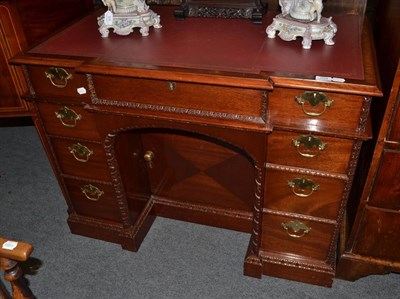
[86,74,262,123]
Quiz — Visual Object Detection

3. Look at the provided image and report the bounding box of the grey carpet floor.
[0,125,399,299]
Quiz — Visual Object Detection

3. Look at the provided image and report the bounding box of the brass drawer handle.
[295,91,333,116]
[68,143,93,162]
[167,81,176,91]
[288,177,319,198]
[45,67,73,88]
[282,220,311,238]
[291,135,327,158]
[81,184,104,201]
[144,150,155,168]
[55,107,82,128]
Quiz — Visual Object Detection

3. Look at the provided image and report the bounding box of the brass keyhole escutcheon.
[144,150,154,168]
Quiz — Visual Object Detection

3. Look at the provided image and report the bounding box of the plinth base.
[98,10,162,37]
[266,14,337,49]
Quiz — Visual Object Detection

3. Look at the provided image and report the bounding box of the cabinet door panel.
[0,4,29,116]
[140,130,255,213]
[387,89,400,142]
[369,149,400,210]
[352,208,400,261]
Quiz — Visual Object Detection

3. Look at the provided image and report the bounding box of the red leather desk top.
[30,6,364,80]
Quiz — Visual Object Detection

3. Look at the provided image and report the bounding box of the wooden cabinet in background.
[0,2,29,117]
[0,0,93,118]
[337,0,400,281]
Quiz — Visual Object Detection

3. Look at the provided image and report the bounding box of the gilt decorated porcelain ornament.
[266,0,337,49]
[98,0,162,37]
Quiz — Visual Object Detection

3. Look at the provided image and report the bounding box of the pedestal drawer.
[51,138,111,181]
[268,88,366,133]
[260,212,335,262]
[264,167,346,220]
[267,130,353,174]
[64,178,121,222]
[27,65,90,100]
[36,102,101,140]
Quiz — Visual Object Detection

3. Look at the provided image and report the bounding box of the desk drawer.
[268,88,366,133]
[64,178,121,222]
[51,138,111,181]
[27,66,90,100]
[36,102,101,140]
[264,167,346,220]
[90,74,265,120]
[267,130,353,174]
[261,213,335,262]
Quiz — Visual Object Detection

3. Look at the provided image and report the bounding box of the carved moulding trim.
[264,209,337,225]
[325,140,363,263]
[21,65,36,98]
[154,196,252,220]
[86,74,264,124]
[61,173,113,186]
[47,134,103,145]
[104,131,133,230]
[188,7,253,19]
[265,163,348,181]
[260,253,335,274]
[357,96,372,133]
[248,163,265,260]
[68,212,123,231]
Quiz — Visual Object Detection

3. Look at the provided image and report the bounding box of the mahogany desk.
[12,7,381,286]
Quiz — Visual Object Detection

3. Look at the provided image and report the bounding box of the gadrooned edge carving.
[86,74,263,124]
